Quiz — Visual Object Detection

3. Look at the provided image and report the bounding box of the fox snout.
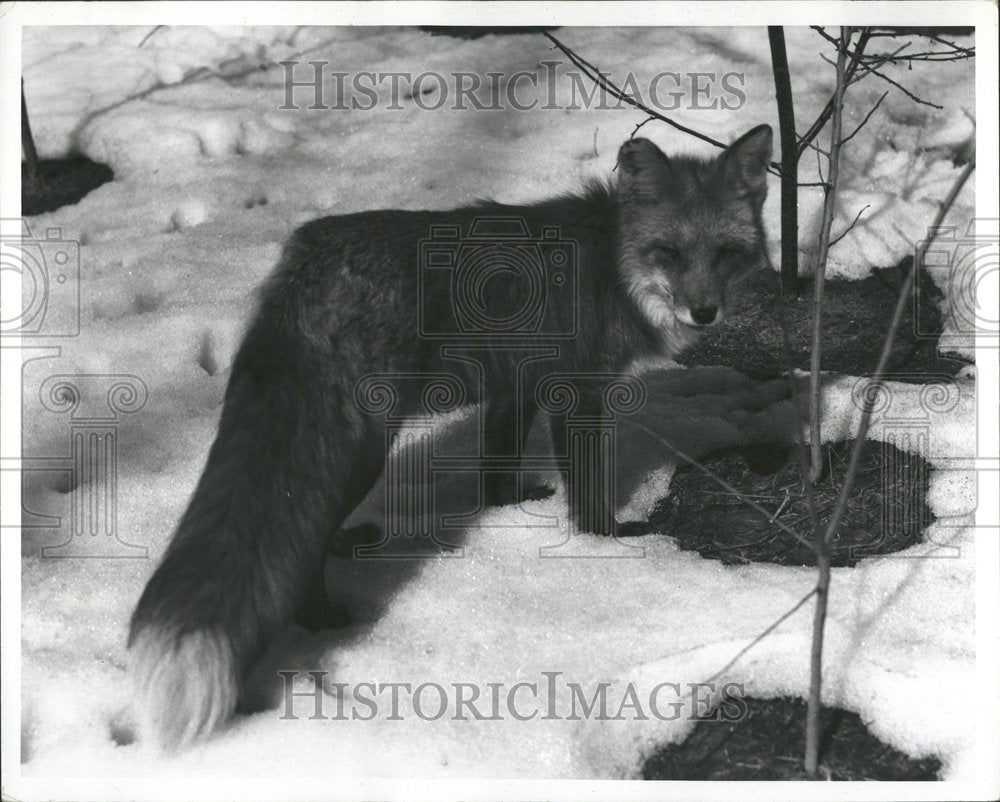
[672,273,728,328]
[677,304,723,327]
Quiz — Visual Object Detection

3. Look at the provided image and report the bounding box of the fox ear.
[617,138,670,201]
[720,124,772,200]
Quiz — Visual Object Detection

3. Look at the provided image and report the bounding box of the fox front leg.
[483,391,539,507]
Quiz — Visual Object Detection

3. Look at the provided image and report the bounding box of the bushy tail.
[128,290,384,750]
[129,626,237,749]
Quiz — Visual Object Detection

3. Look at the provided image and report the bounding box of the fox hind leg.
[483,389,543,507]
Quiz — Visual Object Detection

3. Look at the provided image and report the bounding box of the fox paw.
[484,474,554,507]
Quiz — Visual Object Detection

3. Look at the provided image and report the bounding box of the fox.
[128,124,773,749]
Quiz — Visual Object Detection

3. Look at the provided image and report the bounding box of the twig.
[851,61,943,109]
[138,26,165,48]
[829,204,871,248]
[800,139,831,158]
[769,492,791,523]
[840,91,889,146]
[774,310,821,537]
[21,80,39,181]
[769,27,800,294]
[823,157,973,549]
[804,154,975,777]
[809,28,849,484]
[804,28,850,776]
[629,116,656,140]
[924,33,974,56]
[798,29,872,156]
[706,587,818,684]
[543,32,782,175]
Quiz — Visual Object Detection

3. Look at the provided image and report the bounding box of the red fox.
[129,125,773,749]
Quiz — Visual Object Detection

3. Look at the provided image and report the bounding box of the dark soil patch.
[643,696,941,780]
[22,156,113,216]
[645,439,932,567]
[676,262,969,382]
[420,26,559,40]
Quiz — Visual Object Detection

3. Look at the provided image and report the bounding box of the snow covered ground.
[8,22,995,792]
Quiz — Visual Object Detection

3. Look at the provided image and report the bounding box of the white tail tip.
[129,626,238,751]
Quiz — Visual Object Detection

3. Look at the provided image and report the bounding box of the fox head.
[615,125,773,352]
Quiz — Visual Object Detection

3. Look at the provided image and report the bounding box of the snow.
[10,22,992,791]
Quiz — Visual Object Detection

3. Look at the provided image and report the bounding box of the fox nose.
[690,306,719,326]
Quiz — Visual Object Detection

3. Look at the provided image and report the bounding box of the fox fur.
[128,125,773,749]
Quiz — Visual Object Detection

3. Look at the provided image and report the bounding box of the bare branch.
[138,26,165,48]
[851,61,944,109]
[805,27,850,776]
[821,156,975,550]
[840,91,889,146]
[798,29,872,155]
[706,586,818,684]
[809,28,850,483]
[799,139,831,158]
[629,115,657,140]
[21,80,39,181]
[769,26,801,293]
[924,32,974,56]
[829,204,871,248]
[543,32,783,174]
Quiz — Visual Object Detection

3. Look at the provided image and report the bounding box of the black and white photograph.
[1,2,998,799]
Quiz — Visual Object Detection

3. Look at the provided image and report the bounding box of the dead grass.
[677,263,970,381]
[643,696,941,780]
[22,156,113,217]
[648,439,933,567]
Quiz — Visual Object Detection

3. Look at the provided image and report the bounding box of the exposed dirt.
[643,696,941,780]
[676,262,970,382]
[22,156,113,216]
[644,439,933,567]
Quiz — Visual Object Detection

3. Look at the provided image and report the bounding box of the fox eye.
[648,244,681,262]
